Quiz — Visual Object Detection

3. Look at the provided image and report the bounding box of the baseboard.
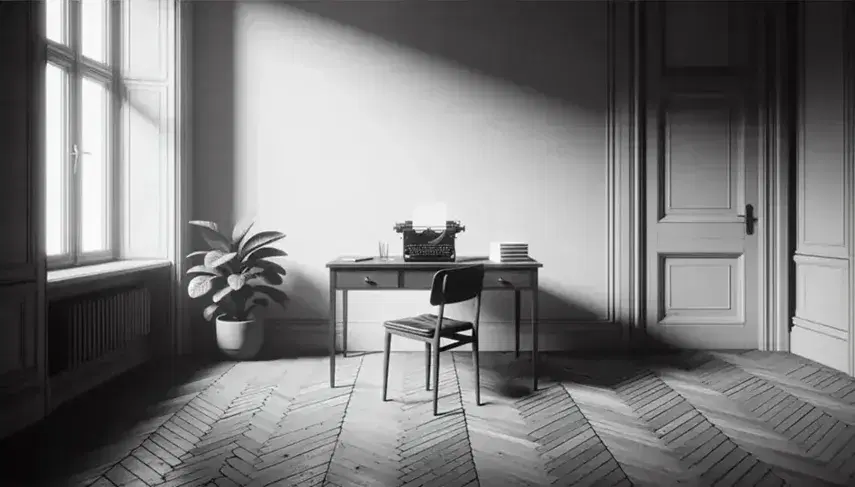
[0,387,44,441]
[48,338,151,411]
[791,321,849,374]
[263,318,626,355]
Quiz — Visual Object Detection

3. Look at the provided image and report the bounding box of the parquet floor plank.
[679,355,855,485]
[454,353,552,487]
[657,365,851,486]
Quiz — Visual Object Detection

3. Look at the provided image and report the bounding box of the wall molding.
[627,0,646,348]
[604,0,618,327]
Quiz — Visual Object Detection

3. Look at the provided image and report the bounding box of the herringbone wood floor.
[3,351,855,487]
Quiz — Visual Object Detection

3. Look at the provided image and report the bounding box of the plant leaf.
[205,250,237,269]
[213,286,233,303]
[203,303,222,321]
[190,220,219,232]
[190,221,231,252]
[254,285,288,305]
[258,270,283,285]
[243,296,270,319]
[240,231,286,259]
[186,264,222,277]
[242,246,288,264]
[186,250,208,260]
[241,267,263,280]
[188,275,218,298]
[227,274,247,291]
[249,258,287,276]
[232,218,255,246]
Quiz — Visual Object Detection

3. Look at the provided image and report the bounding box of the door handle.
[744,204,757,235]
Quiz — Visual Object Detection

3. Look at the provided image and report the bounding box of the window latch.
[70,144,91,174]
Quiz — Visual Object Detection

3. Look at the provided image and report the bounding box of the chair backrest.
[429,264,485,306]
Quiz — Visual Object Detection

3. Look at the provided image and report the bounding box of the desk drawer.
[336,270,399,289]
[483,270,532,289]
[402,271,435,289]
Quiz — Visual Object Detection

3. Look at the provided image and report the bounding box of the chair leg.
[432,344,441,416]
[425,343,431,390]
[382,331,391,402]
[473,332,481,406]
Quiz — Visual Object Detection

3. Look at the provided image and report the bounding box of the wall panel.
[791,1,854,374]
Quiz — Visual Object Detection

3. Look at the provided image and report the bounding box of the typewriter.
[393,220,465,262]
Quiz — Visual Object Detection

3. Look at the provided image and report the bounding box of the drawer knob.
[497,277,511,285]
[364,276,376,285]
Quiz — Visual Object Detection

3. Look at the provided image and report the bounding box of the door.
[644,1,761,349]
[790,1,853,374]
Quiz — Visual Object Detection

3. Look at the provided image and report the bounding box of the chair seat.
[384,313,473,338]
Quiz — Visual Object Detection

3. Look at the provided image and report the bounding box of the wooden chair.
[382,264,484,415]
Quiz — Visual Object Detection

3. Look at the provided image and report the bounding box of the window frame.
[45,0,120,270]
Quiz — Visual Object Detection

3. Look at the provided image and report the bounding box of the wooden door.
[791,1,854,374]
[0,1,47,438]
[644,2,762,349]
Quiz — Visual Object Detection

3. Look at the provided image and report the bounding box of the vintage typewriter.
[393,220,465,262]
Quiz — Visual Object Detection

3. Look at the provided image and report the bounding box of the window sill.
[47,259,172,291]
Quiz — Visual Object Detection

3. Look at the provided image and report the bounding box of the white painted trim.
[612,0,634,351]
[762,3,793,353]
[757,5,771,352]
[174,0,193,356]
[47,259,171,287]
[629,0,646,349]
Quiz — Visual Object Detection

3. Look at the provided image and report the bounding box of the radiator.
[49,285,152,376]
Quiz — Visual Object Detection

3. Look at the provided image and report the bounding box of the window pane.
[45,0,67,45]
[45,64,69,257]
[80,77,109,253]
[81,0,107,63]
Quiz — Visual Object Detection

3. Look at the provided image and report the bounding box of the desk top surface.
[326,256,542,270]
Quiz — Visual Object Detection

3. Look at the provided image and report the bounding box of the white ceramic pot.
[215,315,264,360]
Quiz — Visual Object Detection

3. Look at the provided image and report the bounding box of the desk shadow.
[232,272,713,394]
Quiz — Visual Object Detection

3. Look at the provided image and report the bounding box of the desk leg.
[531,280,539,391]
[514,290,521,359]
[342,291,348,357]
[329,273,337,388]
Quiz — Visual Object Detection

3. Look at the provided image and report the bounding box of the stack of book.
[489,242,530,263]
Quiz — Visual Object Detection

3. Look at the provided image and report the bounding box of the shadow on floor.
[0,357,234,486]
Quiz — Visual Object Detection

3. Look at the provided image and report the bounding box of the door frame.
[759,2,795,353]
[627,1,794,352]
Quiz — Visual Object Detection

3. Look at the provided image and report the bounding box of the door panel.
[791,1,853,374]
[645,1,760,349]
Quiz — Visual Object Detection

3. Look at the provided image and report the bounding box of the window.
[45,0,117,268]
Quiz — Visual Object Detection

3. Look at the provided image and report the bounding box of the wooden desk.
[326,256,543,390]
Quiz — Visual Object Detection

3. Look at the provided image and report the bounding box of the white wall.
[191,1,632,353]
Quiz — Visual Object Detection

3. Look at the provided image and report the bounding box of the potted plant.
[186,219,288,359]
